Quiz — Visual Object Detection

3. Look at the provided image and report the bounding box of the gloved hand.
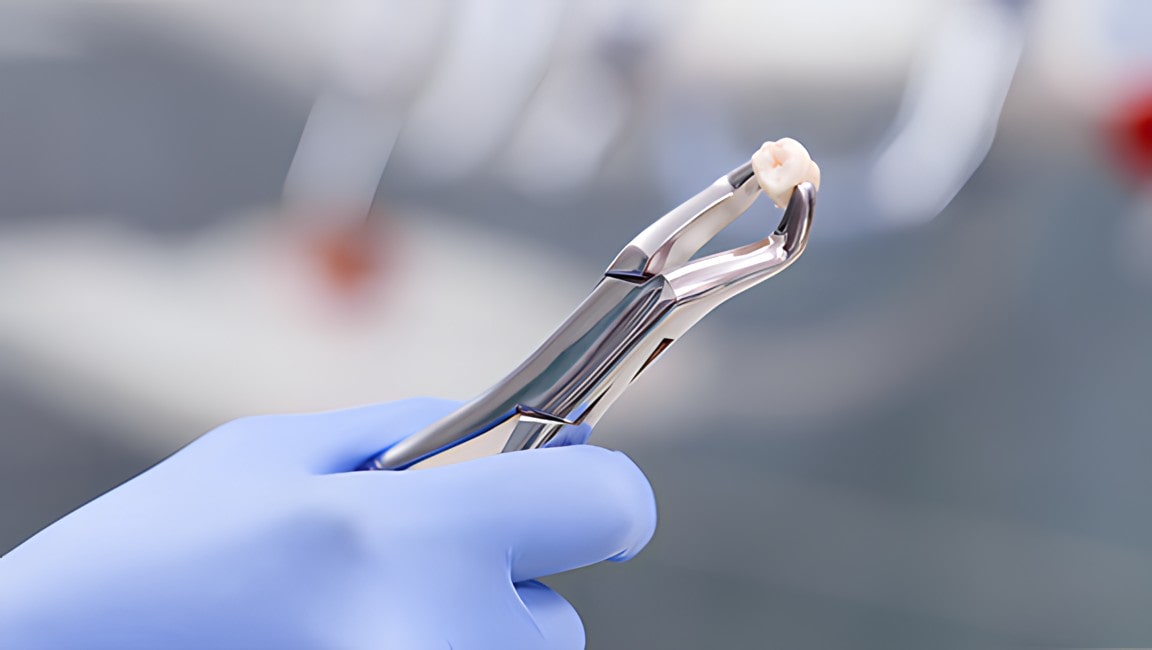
[0,398,656,649]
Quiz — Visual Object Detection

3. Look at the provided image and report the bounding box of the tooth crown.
[752,138,821,208]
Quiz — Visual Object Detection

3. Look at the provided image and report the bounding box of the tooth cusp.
[752,138,821,208]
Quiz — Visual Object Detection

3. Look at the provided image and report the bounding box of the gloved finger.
[515,580,585,650]
[385,444,657,582]
[257,398,461,473]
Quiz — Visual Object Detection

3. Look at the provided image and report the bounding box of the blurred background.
[2,0,1152,647]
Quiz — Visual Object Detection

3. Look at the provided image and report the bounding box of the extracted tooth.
[752,138,821,208]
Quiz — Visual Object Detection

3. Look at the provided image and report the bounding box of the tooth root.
[752,138,821,208]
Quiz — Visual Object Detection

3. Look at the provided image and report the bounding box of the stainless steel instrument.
[364,160,816,470]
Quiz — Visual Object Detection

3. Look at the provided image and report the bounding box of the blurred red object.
[297,211,397,301]
[1107,87,1152,183]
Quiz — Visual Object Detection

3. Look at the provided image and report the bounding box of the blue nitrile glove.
[0,398,656,649]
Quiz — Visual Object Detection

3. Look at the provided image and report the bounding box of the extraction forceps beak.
[364,160,816,471]
[610,161,814,300]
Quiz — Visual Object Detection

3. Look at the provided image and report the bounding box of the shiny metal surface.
[365,162,816,470]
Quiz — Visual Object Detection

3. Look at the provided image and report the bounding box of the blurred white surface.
[0,213,713,451]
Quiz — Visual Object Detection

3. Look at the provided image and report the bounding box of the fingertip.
[390,443,659,580]
[601,450,657,562]
[513,445,657,567]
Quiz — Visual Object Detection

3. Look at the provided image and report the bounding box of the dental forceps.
[364,161,816,471]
